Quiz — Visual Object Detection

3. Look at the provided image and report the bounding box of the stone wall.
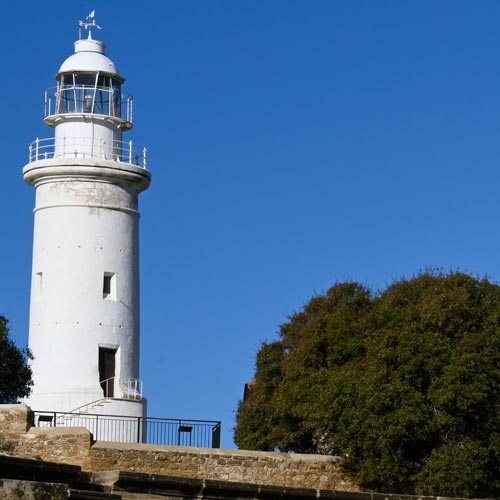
[0,404,93,469]
[13,427,92,469]
[90,442,358,491]
[0,404,359,492]
[0,455,121,499]
[0,455,471,500]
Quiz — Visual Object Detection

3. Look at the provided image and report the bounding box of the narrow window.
[35,272,43,302]
[103,274,111,296]
[103,272,116,300]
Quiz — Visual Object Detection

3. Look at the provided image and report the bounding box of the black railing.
[34,411,221,449]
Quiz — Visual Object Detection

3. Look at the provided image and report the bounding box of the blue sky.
[2,1,500,448]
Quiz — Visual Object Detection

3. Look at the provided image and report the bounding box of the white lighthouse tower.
[23,14,151,432]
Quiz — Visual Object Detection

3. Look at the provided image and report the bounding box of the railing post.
[35,138,39,161]
[212,422,221,448]
[128,140,133,164]
[137,416,141,443]
[143,147,147,169]
[95,415,99,441]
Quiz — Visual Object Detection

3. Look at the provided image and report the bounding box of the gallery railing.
[28,137,147,169]
[33,411,221,449]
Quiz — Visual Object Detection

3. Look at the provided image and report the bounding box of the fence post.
[137,416,141,443]
[129,140,133,164]
[35,138,40,161]
[212,422,221,448]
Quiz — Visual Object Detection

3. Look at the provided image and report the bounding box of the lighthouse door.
[99,347,116,397]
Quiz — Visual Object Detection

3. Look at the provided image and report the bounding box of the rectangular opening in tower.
[99,347,116,398]
[35,272,43,301]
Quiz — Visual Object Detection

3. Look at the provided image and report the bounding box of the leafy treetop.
[0,316,32,404]
[234,272,500,498]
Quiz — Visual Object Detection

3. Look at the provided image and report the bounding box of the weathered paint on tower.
[23,18,151,428]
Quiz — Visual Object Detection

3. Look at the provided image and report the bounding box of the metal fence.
[34,411,221,449]
[28,137,147,169]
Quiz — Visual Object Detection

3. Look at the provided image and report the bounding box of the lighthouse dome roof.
[57,36,124,81]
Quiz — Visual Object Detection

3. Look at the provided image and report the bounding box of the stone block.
[0,404,34,434]
[0,479,68,500]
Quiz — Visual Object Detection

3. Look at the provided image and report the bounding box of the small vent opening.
[103,272,116,300]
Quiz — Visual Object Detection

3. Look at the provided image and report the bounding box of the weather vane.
[78,10,102,39]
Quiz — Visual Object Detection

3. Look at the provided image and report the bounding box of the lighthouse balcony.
[28,136,147,169]
[44,85,133,129]
[100,376,144,401]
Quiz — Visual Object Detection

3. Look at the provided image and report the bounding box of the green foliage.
[414,440,492,498]
[0,316,32,403]
[234,272,500,497]
[234,342,285,450]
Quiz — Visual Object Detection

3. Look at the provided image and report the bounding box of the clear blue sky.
[2,0,500,448]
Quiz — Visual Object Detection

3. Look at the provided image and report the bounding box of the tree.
[234,272,500,497]
[0,316,32,403]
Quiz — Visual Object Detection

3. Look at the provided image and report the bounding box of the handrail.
[120,377,143,401]
[38,411,221,425]
[28,137,147,169]
[65,397,110,415]
[100,376,143,401]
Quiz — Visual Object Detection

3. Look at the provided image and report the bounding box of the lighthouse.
[23,14,151,430]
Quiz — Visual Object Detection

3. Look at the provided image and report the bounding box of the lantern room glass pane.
[74,73,97,86]
[55,72,123,118]
[112,78,122,117]
[94,88,110,114]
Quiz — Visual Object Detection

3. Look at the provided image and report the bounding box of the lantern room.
[44,36,133,130]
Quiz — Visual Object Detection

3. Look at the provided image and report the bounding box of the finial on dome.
[78,10,102,40]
